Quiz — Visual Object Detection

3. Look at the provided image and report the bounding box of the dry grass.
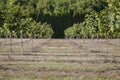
[0,38,120,80]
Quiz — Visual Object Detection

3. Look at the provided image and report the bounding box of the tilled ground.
[0,39,120,80]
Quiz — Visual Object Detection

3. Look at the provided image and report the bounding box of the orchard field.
[0,0,120,80]
[0,38,120,80]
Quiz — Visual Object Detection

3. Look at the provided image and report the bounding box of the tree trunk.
[9,33,12,60]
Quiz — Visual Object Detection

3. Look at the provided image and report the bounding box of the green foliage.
[33,22,54,38]
[31,0,108,38]
[0,17,53,38]
[107,0,120,38]
[0,0,119,38]
[64,6,120,38]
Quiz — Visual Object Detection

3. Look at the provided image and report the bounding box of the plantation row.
[0,0,120,38]
[0,39,120,80]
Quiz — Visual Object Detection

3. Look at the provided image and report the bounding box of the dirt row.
[0,64,120,78]
[0,39,120,79]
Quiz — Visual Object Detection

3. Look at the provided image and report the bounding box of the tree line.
[0,0,120,38]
